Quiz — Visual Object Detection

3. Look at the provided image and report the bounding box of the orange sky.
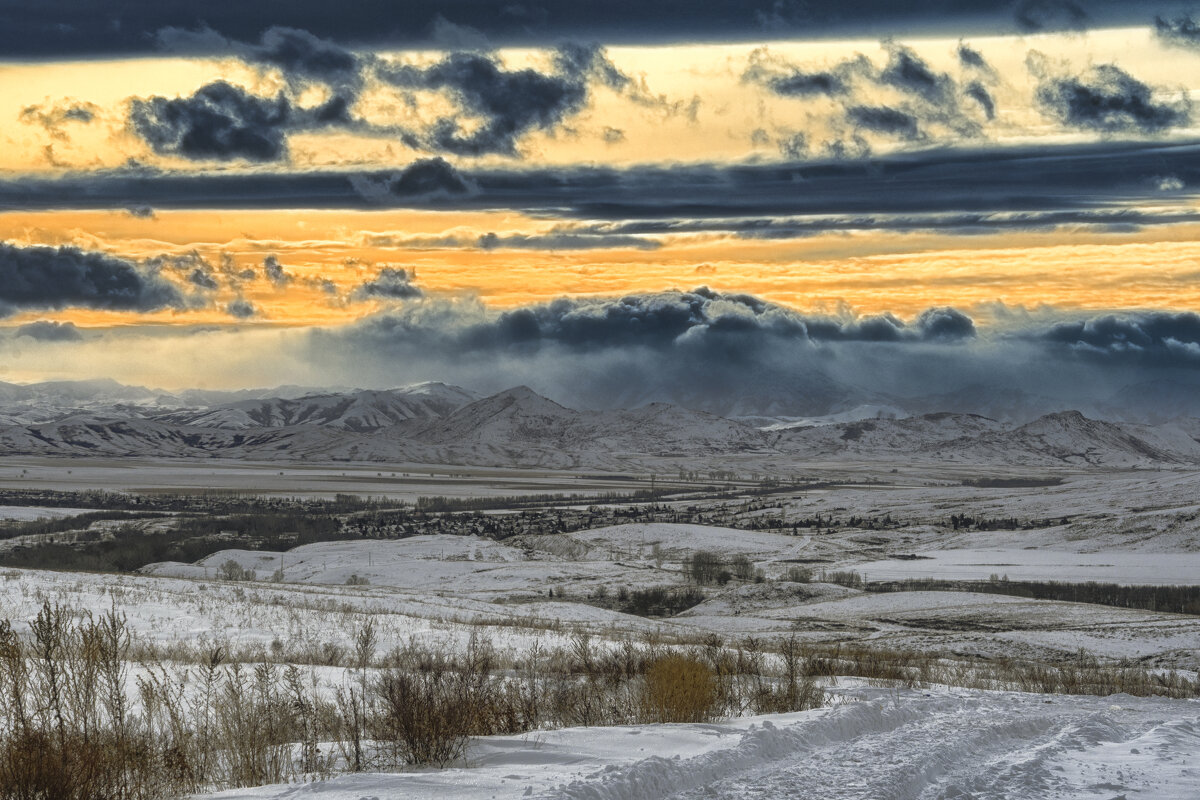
[5,26,1200,387]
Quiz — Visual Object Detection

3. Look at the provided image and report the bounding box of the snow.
[0,505,93,521]
[853,549,1200,584]
[201,686,1200,800]
[547,523,813,561]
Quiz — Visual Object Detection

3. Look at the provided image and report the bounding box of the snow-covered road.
[210,687,1200,800]
[578,690,1199,800]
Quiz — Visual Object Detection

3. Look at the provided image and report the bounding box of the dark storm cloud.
[956,42,989,70]
[351,158,478,202]
[1156,14,1200,48]
[846,105,922,139]
[188,268,219,290]
[13,320,84,342]
[1034,312,1200,366]
[1032,62,1190,133]
[125,205,156,219]
[743,50,866,99]
[0,242,183,317]
[263,255,292,286]
[879,44,953,103]
[743,49,860,99]
[746,44,985,150]
[1012,0,1088,32]
[350,267,424,301]
[7,140,1200,224]
[331,288,975,357]
[306,289,1004,414]
[0,1,1154,58]
[244,26,364,91]
[376,44,625,156]
[138,31,629,161]
[225,298,259,319]
[917,307,977,341]
[963,82,996,119]
[768,71,847,97]
[129,82,294,162]
[298,292,1200,418]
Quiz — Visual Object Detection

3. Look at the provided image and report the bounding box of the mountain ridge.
[0,381,1196,469]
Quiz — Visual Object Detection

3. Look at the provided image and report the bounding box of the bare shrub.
[640,654,718,723]
[375,666,475,767]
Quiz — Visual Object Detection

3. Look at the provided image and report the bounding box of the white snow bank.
[202,687,1200,800]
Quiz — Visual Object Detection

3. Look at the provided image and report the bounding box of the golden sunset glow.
[4,8,1200,393]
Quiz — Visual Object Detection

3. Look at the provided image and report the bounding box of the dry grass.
[1,597,1196,799]
[641,655,718,723]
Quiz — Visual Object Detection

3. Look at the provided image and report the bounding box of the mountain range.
[0,379,1198,469]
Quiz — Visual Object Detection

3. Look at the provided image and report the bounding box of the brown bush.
[640,655,718,724]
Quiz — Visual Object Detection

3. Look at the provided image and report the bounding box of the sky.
[5,0,1200,413]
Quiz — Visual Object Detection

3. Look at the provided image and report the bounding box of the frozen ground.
[206,685,1200,800]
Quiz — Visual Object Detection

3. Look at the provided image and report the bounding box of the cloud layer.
[2,0,1154,58]
[297,290,1200,415]
[0,242,183,317]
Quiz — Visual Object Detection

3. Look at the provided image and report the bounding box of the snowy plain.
[205,685,1200,800]
[2,459,1199,798]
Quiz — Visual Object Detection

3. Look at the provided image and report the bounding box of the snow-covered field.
[0,504,93,520]
[0,456,657,499]
[853,549,1200,584]
[207,685,1200,800]
[3,461,1200,799]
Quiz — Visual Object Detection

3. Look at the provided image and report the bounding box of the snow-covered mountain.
[772,412,1007,458]
[0,379,1198,469]
[153,383,479,431]
[773,410,1200,467]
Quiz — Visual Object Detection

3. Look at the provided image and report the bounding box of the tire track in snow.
[542,689,1200,800]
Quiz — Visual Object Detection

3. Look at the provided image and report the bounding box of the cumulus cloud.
[263,255,292,286]
[225,298,259,318]
[376,43,629,156]
[349,267,423,301]
[1156,14,1200,48]
[917,307,977,341]
[188,267,219,290]
[129,81,294,162]
[14,320,84,342]
[244,26,363,92]
[742,48,861,98]
[1034,312,1200,366]
[0,242,183,317]
[297,291,1200,416]
[325,287,975,356]
[745,42,986,153]
[19,99,98,140]
[847,105,921,139]
[963,82,996,120]
[1013,0,1088,33]
[136,33,637,163]
[956,42,989,70]
[879,43,954,104]
[1031,61,1190,133]
[302,289,1044,414]
[350,158,478,202]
